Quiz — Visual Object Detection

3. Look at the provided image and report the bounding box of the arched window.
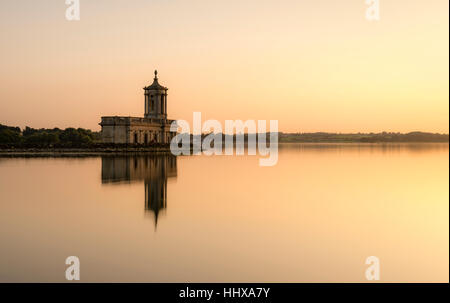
[134,133,138,144]
[144,133,148,144]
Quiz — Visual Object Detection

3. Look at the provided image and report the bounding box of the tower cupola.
[144,70,168,119]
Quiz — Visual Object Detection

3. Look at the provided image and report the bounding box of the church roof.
[144,70,168,90]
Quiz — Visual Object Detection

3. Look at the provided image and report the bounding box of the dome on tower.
[144,70,168,90]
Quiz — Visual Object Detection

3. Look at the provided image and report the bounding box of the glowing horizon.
[0,0,448,133]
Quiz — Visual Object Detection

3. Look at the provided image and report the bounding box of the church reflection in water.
[101,155,177,228]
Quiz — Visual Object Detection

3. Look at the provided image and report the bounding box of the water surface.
[0,143,448,282]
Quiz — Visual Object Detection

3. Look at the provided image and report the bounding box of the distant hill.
[203,131,448,143]
[278,132,449,143]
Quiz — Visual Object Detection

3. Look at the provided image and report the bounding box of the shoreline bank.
[0,147,173,157]
[0,142,447,157]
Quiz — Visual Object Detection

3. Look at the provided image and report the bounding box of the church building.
[100,71,177,144]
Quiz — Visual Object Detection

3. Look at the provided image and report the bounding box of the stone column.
[164,94,167,116]
[157,94,161,115]
[164,94,167,115]
[145,95,148,115]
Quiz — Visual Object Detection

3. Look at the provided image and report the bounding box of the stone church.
[100,71,177,144]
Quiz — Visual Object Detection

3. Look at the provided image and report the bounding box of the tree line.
[0,124,100,147]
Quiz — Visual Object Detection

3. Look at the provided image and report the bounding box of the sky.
[0,0,448,133]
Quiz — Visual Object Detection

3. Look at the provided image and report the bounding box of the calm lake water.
[0,143,448,282]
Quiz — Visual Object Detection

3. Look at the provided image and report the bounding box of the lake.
[0,143,448,282]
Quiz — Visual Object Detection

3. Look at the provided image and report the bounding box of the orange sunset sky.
[0,0,448,133]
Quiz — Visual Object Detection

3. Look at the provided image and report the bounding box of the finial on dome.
[154,70,158,80]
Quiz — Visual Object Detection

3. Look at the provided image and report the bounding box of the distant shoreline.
[1,123,448,146]
[0,146,173,157]
[0,142,447,157]
[277,132,449,143]
[1,122,449,156]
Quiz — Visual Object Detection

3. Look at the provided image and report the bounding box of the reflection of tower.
[101,155,177,229]
[144,155,177,227]
[145,178,166,227]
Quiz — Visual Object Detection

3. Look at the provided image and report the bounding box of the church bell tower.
[144,70,168,120]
